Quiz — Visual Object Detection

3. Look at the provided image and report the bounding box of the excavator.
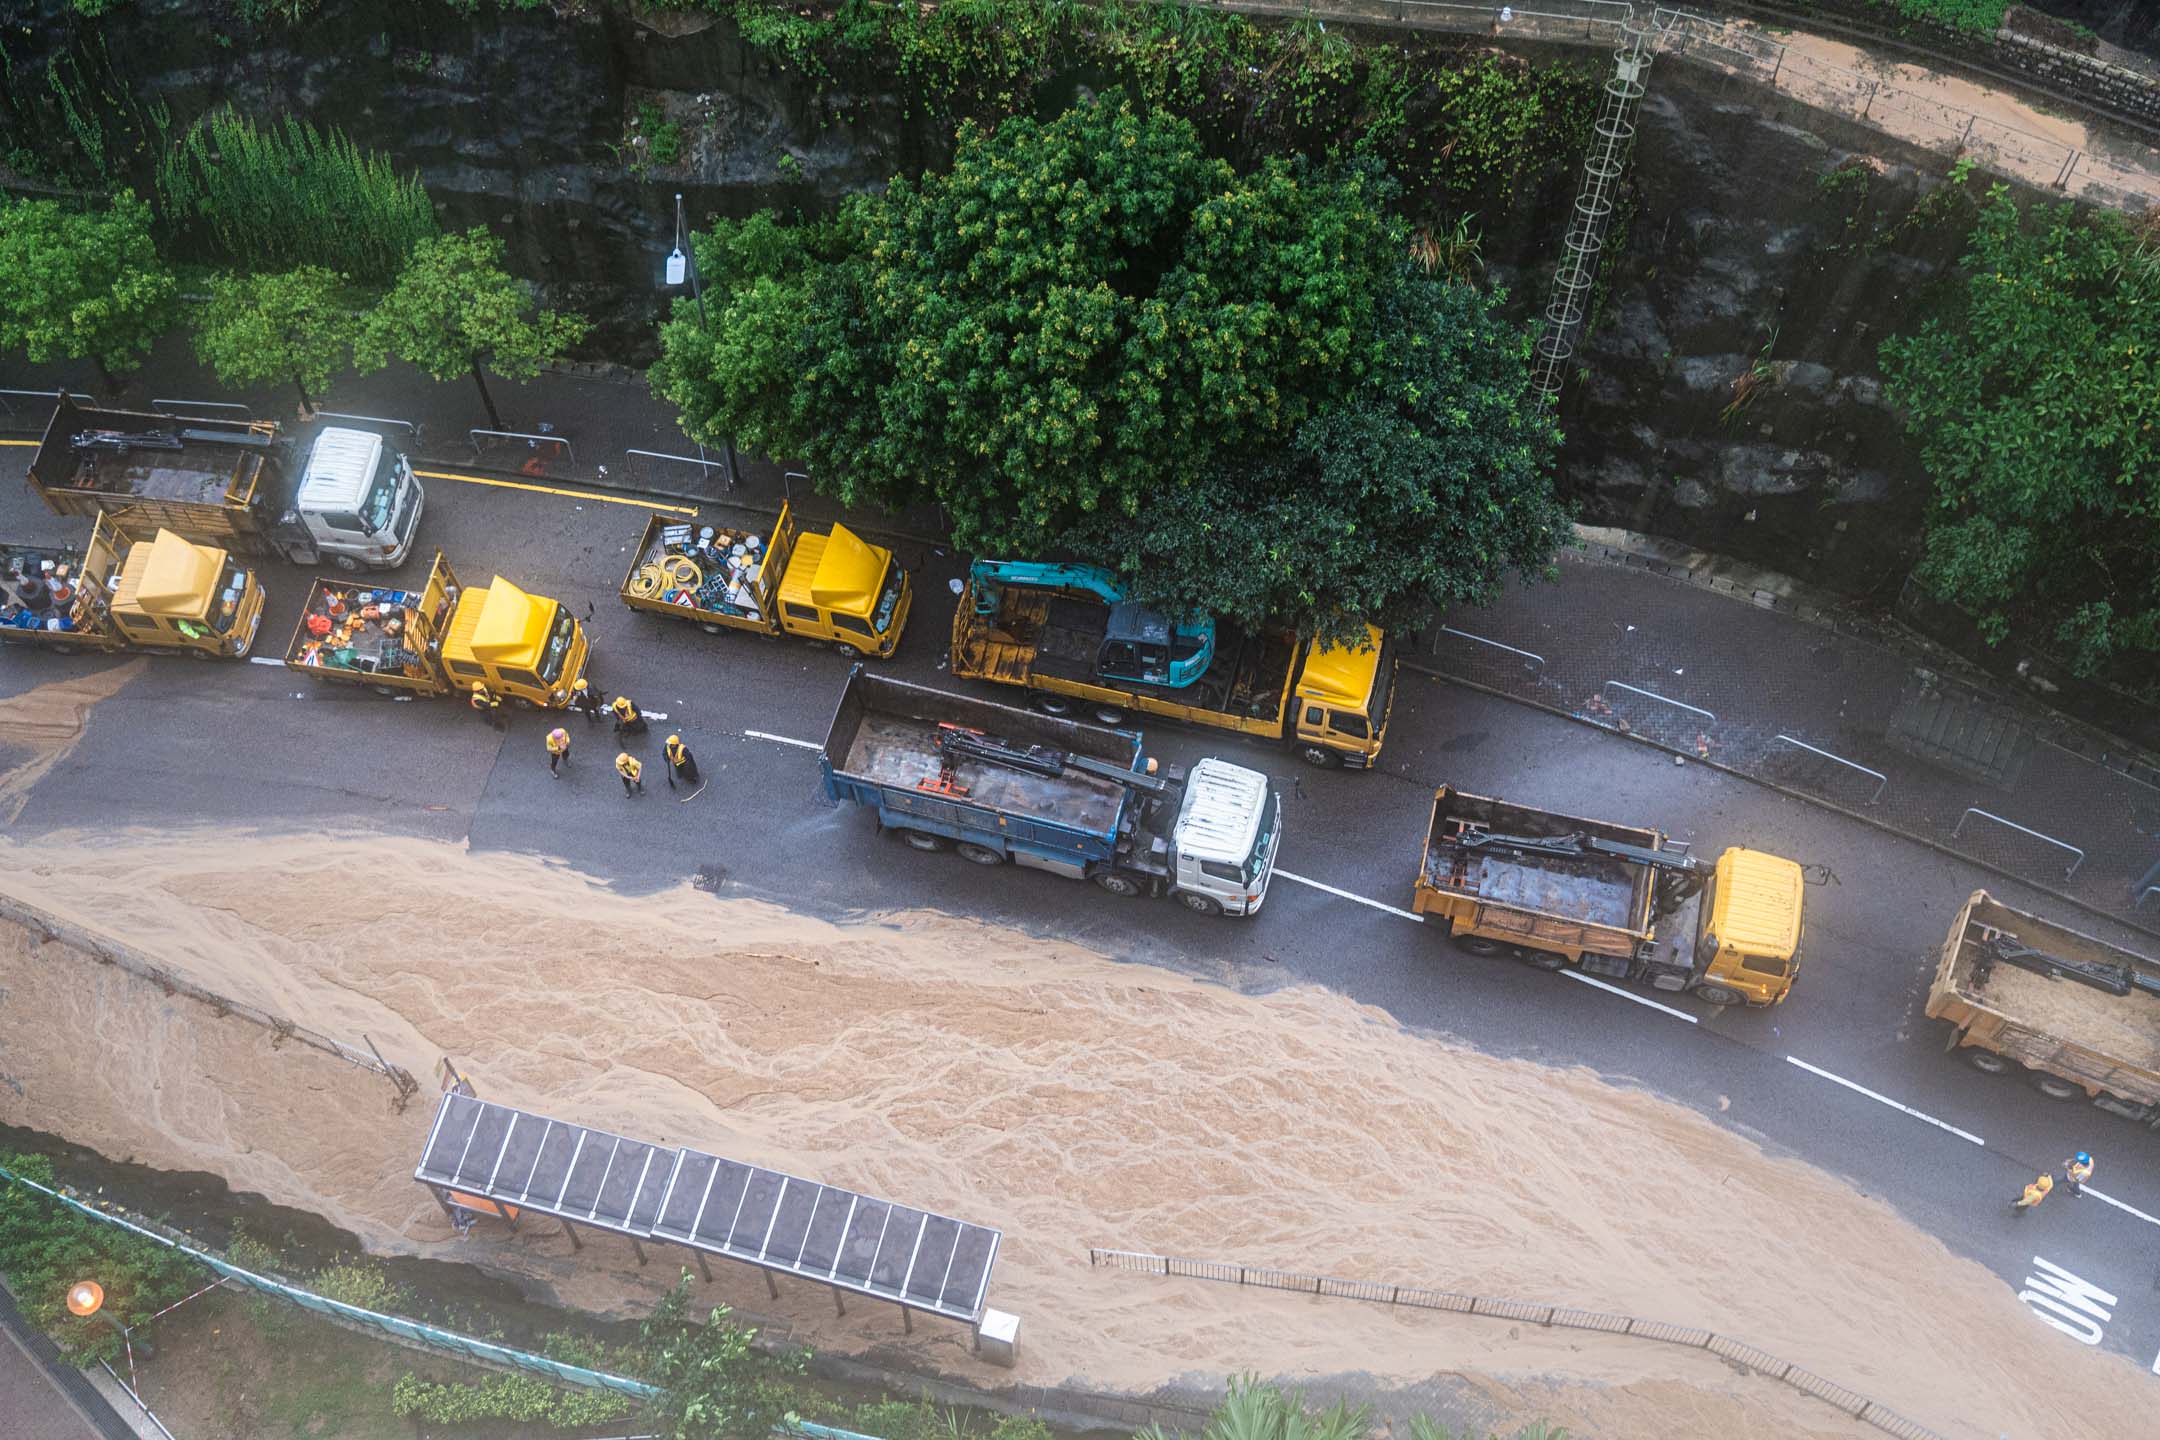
[967,559,1215,689]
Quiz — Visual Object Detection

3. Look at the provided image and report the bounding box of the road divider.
[1784,1055,1985,1146]
[1561,970,1699,1023]
[1273,869,1426,922]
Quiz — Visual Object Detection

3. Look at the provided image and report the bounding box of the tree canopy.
[0,190,175,386]
[1880,184,2159,676]
[192,266,352,412]
[656,95,1564,635]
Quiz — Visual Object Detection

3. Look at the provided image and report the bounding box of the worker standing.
[615,752,645,796]
[2065,1151,2095,1197]
[611,695,648,739]
[2011,1172,2054,1217]
[546,727,571,777]
[469,681,506,731]
[570,677,605,726]
[664,734,700,790]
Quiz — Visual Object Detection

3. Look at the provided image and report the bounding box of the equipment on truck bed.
[1972,923,2160,999]
[921,722,1176,799]
[1449,822,1708,917]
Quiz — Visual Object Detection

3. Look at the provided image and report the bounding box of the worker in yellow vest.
[664,734,699,790]
[545,727,571,777]
[615,751,644,796]
[2011,1172,2053,1217]
[469,682,505,731]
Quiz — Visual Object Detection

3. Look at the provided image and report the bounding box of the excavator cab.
[1096,602,1212,688]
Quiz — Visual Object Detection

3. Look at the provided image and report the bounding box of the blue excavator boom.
[968,558,1216,688]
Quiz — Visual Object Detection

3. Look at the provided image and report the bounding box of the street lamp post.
[668,193,741,489]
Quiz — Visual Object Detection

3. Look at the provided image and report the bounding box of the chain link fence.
[1089,1247,1947,1440]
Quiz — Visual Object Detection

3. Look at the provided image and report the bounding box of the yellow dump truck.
[619,504,911,657]
[286,551,590,708]
[1410,786,1807,1006]
[0,513,265,659]
[1926,891,2160,1119]
[951,565,1394,769]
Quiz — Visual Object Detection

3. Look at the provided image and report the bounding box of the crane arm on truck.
[1453,825,1706,916]
[919,722,1176,800]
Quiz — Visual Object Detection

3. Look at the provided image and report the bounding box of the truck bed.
[1421,789,1658,935]
[1935,893,2160,1074]
[825,672,1140,836]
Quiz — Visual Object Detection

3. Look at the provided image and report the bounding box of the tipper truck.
[1926,890,2160,1121]
[821,668,1282,916]
[285,552,592,708]
[29,399,424,571]
[1410,786,1808,1006]
[618,503,911,657]
[1,513,265,659]
[951,560,1394,770]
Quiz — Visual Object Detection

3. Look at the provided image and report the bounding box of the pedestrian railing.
[1088,1247,1949,1440]
[317,412,421,447]
[469,428,575,480]
[1434,625,1545,672]
[1953,807,2085,880]
[1772,734,1888,805]
[151,397,254,420]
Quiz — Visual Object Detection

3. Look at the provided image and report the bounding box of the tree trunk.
[470,361,503,432]
[294,378,315,417]
[93,357,116,396]
[722,436,741,488]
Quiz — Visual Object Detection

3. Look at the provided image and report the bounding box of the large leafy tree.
[192,266,352,414]
[658,95,1565,632]
[1880,184,2159,676]
[0,190,175,389]
[358,227,588,429]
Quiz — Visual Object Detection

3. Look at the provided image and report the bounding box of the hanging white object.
[665,248,688,286]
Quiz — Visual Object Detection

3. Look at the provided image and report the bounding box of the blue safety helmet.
[2075,1151,2092,1166]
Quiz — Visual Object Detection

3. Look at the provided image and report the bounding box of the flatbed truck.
[1410,786,1808,1006]
[29,399,424,571]
[821,669,1282,916]
[1926,890,2160,1121]
[951,566,1395,770]
[0,513,265,659]
[286,552,591,708]
[618,503,911,657]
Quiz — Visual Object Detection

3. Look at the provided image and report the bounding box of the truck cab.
[1166,758,1281,916]
[103,522,265,658]
[777,522,911,656]
[1690,847,1806,1005]
[289,428,425,572]
[1291,626,1394,769]
[440,577,590,707]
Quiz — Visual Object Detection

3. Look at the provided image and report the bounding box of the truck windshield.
[873,560,904,633]
[1364,633,1396,732]
[358,461,402,536]
[538,605,576,683]
[210,559,249,634]
[1244,793,1280,886]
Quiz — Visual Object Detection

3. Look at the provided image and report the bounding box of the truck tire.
[1964,1048,2013,1076]
[1296,744,1342,769]
[1092,705,1128,726]
[700,623,726,636]
[897,830,949,853]
[1449,931,1508,957]
[47,642,80,656]
[1517,950,1569,972]
[1177,892,1224,917]
[2031,1073,2085,1102]
[1693,983,1744,1007]
[954,842,1006,866]
[1093,872,1143,897]
[333,554,362,573]
[1033,695,1075,717]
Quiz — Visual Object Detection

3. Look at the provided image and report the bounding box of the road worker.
[664,734,699,790]
[469,681,505,731]
[570,676,605,726]
[615,751,644,796]
[2012,1172,2053,1216]
[2065,1151,2094,1197]
[611,694,648,739]
[545,727,571,776]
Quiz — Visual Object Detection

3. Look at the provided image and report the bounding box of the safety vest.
[2068,1160,2093,1184]
[2022,1177,2053,1205]
[666,738,688,765]
[615,754,642,781]
[471,684,496,709]
[546,729,571,756]
[612,697,638,720]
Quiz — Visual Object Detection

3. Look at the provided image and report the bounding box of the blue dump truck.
[820,669,1282,917]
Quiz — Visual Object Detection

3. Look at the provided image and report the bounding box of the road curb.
[1400,655,2160,948]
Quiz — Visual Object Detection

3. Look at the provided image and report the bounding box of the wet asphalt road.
[2,455,2156,1384]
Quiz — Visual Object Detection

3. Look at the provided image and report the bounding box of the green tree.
[357,227,587,430]
[1880,184,2159,676]
[191,266,352,414]
[0,190,175,389]
[637,1274,802,1440]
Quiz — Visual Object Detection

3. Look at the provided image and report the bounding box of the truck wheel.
[700,623,726,636]
[333,554,362,573]
[1297,745,1342,769]
[897,831,949,853]
[510,696,539,711]
[48,642,80,656]
[1517,950,1569,972]
[1449,932,1508,957]
[1693,983,1744,1007]
[1032,695,1075,717]
[954,842,1006,866]
[1092,706,1127,726]
[2031,1073,2085,1102]
[1177,892,1224,917]
[1963,1049,2013,1076]
[1093,872,1143,898]
[186,647,219,661]
[371,684,402,698]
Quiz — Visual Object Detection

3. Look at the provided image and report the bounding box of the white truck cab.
[1168,758,1281,916]
[288,428,426,571]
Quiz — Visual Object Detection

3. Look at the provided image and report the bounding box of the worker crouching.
[611,695,648,738]
[615,752,645,796]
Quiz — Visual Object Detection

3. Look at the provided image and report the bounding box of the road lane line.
[1784,1055,1986,1145]
[413,467,699,514]
[1561,970,1699,1022]
[247,656,286,667]
[2083,1188,2160,1229]
[1273,869,1425,922]
[743,729,821,751]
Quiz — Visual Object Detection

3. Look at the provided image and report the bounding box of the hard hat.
[2036,1173,2053,1188]
[573,677,588,692]
[2076,1151,2091,1166]
[667,734,681,747]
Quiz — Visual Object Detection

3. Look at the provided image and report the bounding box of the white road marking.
[2083,1188,2160,1229]
[247,656,285,667]
[1273,869,1426,922]
[1561,970,1699,1023]
[743,729,821,752]
[1783,1055,1986,1146]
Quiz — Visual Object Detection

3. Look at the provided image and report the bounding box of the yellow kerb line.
[413,467,699,516]
[0,438,38,447]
